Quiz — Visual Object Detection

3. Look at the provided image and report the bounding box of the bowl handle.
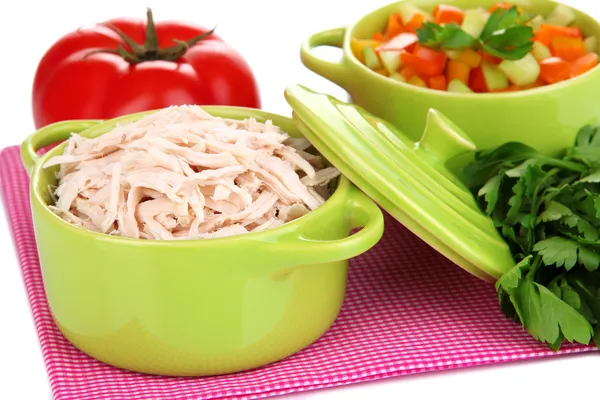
[300,27,352,88]
[282,184,384,267]
[21,120,103,176]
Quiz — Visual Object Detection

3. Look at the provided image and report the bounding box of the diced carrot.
[447,60,471,85]
[405,14,426,34]
[377,33,418,52]
[434,5,464,25]
[428,75,447,91]
[409,75,428,88]
[372,31,385,41]
[469,66,488,92]
[550,36,586,61]
[457,48,482,68]
[539,57,571,84]
[536,24,583,47]
[480,50,502,65]
[351,38,381,63]
[400,65,417,80]
[490,3,523,14]
[571,52,600,77]
[385,13,406,39]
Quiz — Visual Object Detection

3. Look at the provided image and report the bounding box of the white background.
[0,0,597,399]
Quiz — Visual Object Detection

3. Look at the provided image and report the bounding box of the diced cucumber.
[462,8,490,38]
[448,79,473,93]
[379,50,403,74]
[527,15,544,31]
[398,3,431,24]
[532,42,552,61]
[585,36,598,53]
[390,72,407,83]
[363,47,381,70]
[546,4,576,27]
[482,61,509,91]
[445,50,462,60]
[499,53,541,86]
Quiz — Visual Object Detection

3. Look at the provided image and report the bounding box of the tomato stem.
[143,8,160,55]
[82,8,216,64]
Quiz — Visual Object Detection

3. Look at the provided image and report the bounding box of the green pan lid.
[284,84,514,282]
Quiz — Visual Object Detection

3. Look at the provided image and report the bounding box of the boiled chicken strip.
[44,105,340,240]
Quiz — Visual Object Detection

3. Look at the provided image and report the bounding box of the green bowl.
[20,107,384,376]
[300,0,600,157]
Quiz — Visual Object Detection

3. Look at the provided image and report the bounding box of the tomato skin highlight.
[32,12,261,129]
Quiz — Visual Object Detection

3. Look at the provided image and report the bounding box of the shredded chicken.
[44,105,341,240]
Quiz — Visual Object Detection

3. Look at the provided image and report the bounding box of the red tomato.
[32,9,261,129]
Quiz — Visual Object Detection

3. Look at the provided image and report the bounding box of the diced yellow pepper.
[408,75,428,88]
[373,67,390,77]
[457,48,482,68]
[351,38,381,63]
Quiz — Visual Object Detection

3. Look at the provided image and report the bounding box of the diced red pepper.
[469,66,488,92]
[480,50,503,65]
[550,36,587,62]
[571,52,599,77]
[539,57,572,84]
[400,65,417,80]
[401,44,448,76]
[433,5,464,25]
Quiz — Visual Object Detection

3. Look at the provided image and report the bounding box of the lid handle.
[417,109,476,163]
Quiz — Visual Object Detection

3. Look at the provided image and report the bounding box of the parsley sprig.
[463,126,600,350]
[416,6,534,60]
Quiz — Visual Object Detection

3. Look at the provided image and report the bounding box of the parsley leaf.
[496,256,594,345]
[480,25,535,60]
[415,5,534,60]
[478,175,502,215]
[416,22,476,50]
[538,201,572,223]
[479,6,535,60]
[480,6,522,39]
[465,124,600,350]
[536,283,594,344]
[534,237,579,270]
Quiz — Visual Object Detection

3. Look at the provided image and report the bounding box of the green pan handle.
[300,27,352,88]
[21,120,103,176]
[275,184,384,272]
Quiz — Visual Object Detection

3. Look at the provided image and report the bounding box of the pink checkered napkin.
[0,145,597,400]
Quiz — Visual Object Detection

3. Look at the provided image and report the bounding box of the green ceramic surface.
[21,107,384,376]
[285,84,515,282]
[300,0,600,158]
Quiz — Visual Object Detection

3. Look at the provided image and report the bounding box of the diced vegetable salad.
[351,3,599,93]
